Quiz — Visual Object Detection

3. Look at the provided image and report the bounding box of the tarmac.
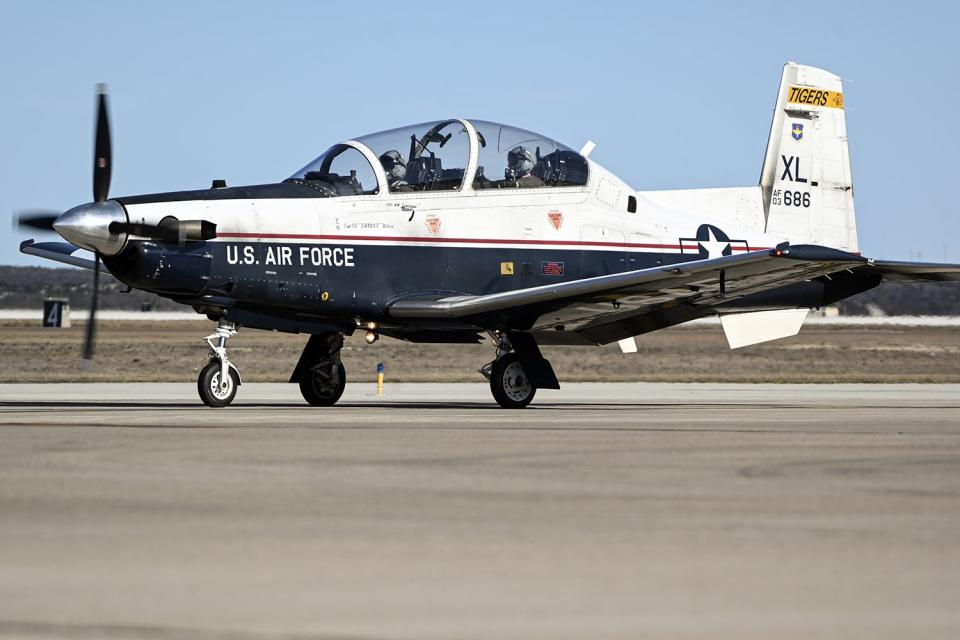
[0,382,959,639]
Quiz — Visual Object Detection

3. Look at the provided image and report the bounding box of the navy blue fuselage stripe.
[114,240,692,317]
[232,243,710,312]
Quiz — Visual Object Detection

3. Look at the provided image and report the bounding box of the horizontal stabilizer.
[864,260,960,282]
[720,309,809,349]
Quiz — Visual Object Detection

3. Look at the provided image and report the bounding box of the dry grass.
[2,319,960,384]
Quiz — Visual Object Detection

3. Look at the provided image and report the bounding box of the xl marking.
[780,155,808,183]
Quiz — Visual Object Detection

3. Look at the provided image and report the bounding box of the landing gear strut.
[481,332,537,409]
[290,332,347,406]
[198,320,242,408]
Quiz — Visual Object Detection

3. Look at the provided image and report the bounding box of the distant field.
[2,319,959,384]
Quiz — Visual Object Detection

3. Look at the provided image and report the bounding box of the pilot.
[379,150,413,191]
[501,145,544,188]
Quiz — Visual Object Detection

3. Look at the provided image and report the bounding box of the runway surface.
[1,382,959,639]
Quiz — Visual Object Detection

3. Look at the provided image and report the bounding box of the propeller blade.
[14,209,61,231]
[81,254,100,368]
[93,84,112,203]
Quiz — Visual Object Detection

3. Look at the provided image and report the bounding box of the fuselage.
[106,172,779,323]
[54,117,856,334]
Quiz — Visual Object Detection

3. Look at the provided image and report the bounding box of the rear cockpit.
[469,120,588,191]
[286,119,589,197]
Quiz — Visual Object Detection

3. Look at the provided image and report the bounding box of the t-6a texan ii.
[16,62,960,408]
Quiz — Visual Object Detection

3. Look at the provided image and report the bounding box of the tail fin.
[760,62,858,252]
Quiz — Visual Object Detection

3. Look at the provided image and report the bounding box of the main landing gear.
[198,320,242,407]
[481,332,559,409]
[289,332,347,406]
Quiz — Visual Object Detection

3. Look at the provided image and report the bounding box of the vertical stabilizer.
[760,62,858,251]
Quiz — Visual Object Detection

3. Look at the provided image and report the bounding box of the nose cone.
[53,200,128,255]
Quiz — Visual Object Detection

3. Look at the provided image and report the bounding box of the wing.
[20,239,97,270]
[388,244,867,344]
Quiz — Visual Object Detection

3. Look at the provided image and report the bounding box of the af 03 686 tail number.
[774,155,812,208]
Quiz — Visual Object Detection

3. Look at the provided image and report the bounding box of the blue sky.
[2,0,958,264]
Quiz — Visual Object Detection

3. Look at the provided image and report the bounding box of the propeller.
[81,84,112,367]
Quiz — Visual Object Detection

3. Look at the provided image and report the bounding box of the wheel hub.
[209,371,233,400]
[502,361,532,402]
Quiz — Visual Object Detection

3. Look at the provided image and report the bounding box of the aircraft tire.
[490,353,537,409]
[197,360,239,408]
[299,362,346,406]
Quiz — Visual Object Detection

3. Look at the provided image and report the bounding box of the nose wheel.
[197,320,242,408]
[198,360,240,407]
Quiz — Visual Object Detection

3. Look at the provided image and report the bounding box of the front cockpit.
[357,119,473,193]
[285,119,589,197]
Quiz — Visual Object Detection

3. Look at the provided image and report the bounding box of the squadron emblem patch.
[424,215,441,236]
[547,210,563,230]
[791,123,804,141]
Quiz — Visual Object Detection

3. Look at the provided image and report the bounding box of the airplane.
[15,62,960,409]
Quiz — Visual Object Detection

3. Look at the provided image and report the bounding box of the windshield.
[287,144,379,196]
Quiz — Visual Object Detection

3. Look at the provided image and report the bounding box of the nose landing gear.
[197,320,242,407]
